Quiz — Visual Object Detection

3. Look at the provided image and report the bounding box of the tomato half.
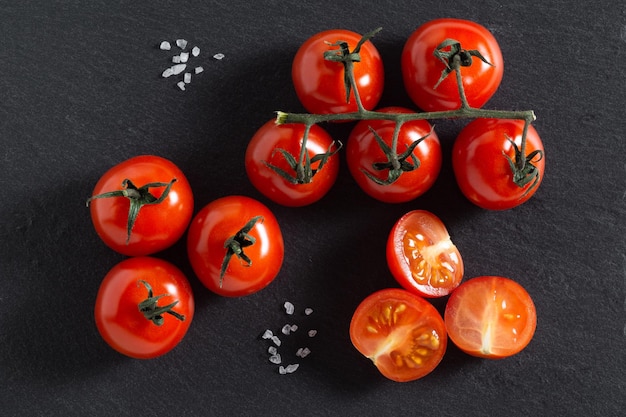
[350,288,447,382]
[452,118,545,210]
[245,119,340,207]
[387,210,463,298]
[444,276,537,359]
[292,29,384,115]
[87,155,194,256]
[94,257,195,359]
[346,107,441,203]
[187,195,284,297]
[402,18,503,111]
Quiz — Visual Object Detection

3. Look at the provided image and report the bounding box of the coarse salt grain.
[192,46,200,56]
[195,66,204,74]
[269,354,282,364]
[177,81,186,91]
[308,330,317,337]
[271,335,281,346]
[262,330,273,339]
[285,364,300,374]
[281,324,292,335]
[161,67,174,78]
[160,41,171,50]
[268,346,277,355]
[184,72,192,84]
[304,308,313,316]
[284,301,295,315]
[180,52,189,63]
[213,53,225,60]
[296,347,311,358]
[176,39,188,49]
[172,55,181,63]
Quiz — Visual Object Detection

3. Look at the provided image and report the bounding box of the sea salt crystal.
[161,67,174,78]
[281,324,292,335]
[159,41,171,50]
[268,346,277,355]
[194,66,204,74]
[304,308,313,316]
[308,330,317,338]
[176,39,188,49]
[192,46,200,57]
[296,347,311,358]
[177,81,186,91]
[171,64,186,75]
[172,55,181,63]
[262,330,273,339]
[213,53,225,60]
[271,335,281,346]
[269,354,282,364]
[284,301,294,315]
[180,52,189,63]
[284,364,299,374]
[184,73,192,84]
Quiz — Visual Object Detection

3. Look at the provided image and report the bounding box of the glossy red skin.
[245,119,340,207]
[452,118,545,210]
[292,29,384,115]
[387,210,463,297]
[350,288,447,382]
[89,155,194,256]
[402,18,503,111]
[94,257,195,359]
[187,195,284,297]
[346,107,441,203]
[444,276,537,359]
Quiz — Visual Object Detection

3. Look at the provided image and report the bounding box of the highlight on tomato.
[401,18,503,112]
[187,195,284,297]
[292,28,384,115]
[444,276,537,359]
[350,288,447,382]
[245,119,340,207]
[452,118,545,210]
[94,257,195,359]
[346,107,441,203]
[87,155,194,256]
[387,210,463,298]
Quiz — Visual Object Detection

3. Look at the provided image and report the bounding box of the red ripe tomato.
[452,118,545,210]
[292,29,384,115]
[387,210,463,298]
[87,155,194,256]
[444,276,537,359]
[94,257,195,359]
[346,107,441,203]
[350,288,447,382]
[187,195,284,297]
[402,18,503,111]
[245,119,340,207]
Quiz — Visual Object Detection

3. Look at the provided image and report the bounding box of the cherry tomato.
[350,288,447,382]
[402,18,503,111]
[94,257,195,359]
[245,119,340,207]
[346,107,441,203]
[452,118,545,210]
[387,210,463,298]
[87,155,194,256]
[444,276,537,359]
[187,195,284,297]
[292,29,384,115]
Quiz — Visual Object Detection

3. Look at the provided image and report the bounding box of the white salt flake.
[304,308,313,316]
[278,366,287,375]
[180,52,189,63]
[296,347,311,358]
[269,354,282,364]
[176,39,188,49]
[177,81,186,91]
[194,66,204,74]
[172,55,181,63]
[192,46,200,57]
[159,41,171,50]
[285,364,299,373]
[308,330,317,338]
[161,67,174,78]
[184,72,192,84]
[290,324,298,332]
[271,335,281,346]
[262,329,273,339]
[268,346,277,355]
[171,64,187,75]
[281,324,292,335]
[213,53,225,60]
[284,301,295,315]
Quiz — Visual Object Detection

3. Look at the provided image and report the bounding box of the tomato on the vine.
[387,210,463,298]
[452,118,545,210]
[292,29,384,115]
[402,18,503,112]
[245,119,340,207]
[346,107,441,203]
[444,276,537,359]
[350,288,447,382]
[87,155,194,256]
[187,195,284,297]
[94,257,195,359]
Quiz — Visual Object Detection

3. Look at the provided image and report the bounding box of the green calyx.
[503,136,544,197]
[86,178,177,244]
[433,38,493,89]
[137,280,185,326]
[220,216,264,288]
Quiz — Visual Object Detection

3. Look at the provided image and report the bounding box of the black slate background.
[1,1,625,416]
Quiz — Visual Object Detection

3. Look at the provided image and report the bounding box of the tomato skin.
[187,195,284,297]
[346,107,441,203]
[350,288,447,382]
[387,210,463,298]
[94,257,195,359]
[452,118,545,210]
[245,119,340,207]
[402,18,503,112]
[444,276,537,359]
[89,155,194,256]
[292,29,384,115]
